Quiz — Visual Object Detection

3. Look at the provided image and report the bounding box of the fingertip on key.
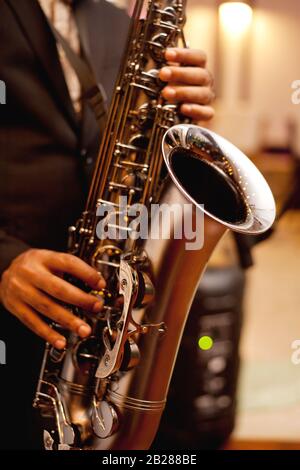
[93,300,104,313]
[160,67,172,81]
[54,338,66,350]
[96,276,106,290]
[165,49,177,61]
[163,87,176,99]
[181,104,192,114]
[78,324,92,338]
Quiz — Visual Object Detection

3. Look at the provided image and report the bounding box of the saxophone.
[34,0,275,450]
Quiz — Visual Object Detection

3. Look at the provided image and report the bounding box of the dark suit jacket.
[0,0,129,449]
[0,0,129,272]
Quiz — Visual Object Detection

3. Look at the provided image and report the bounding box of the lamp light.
[219,1,253,37]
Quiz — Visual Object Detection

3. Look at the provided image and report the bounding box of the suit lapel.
[6,0,79,133]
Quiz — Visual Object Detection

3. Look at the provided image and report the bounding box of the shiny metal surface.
[92,182,227,449]
[162,124,275,234]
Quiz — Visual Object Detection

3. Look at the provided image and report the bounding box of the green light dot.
[198,335,213,351]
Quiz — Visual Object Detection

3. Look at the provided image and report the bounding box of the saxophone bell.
[162,124,276,236]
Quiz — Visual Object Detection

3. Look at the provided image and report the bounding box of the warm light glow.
[219,2,253,36]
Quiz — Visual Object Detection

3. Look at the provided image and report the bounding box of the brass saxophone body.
[34,0,275,450]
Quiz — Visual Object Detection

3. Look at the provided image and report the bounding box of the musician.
[0,0,214,449]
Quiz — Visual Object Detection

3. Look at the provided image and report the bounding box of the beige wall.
[186,0,300,154]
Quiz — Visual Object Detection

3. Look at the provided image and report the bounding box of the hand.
[159,48,215,122]
[0,249,105,349]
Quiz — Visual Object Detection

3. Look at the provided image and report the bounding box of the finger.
[165,48,207,67]
[24,287,92,338]
[180,104,215,122]
[35,272,104,313]
[162,85,214,105]
[13,301,67,349]
[159,66,212,86]
[47,252,105,290]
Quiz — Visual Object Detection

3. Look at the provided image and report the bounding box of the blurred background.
[183,0,300,449]
[113,0,300,449]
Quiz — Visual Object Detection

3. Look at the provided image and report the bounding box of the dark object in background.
[152,265,246,450]
[280,158,300,214]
